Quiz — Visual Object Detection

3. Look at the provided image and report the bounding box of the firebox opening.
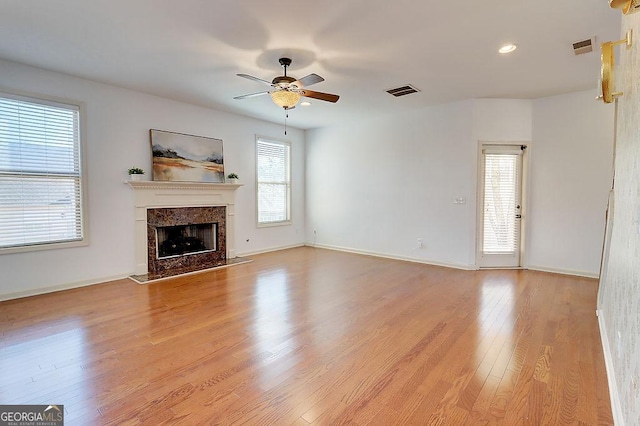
[156,223,217,259]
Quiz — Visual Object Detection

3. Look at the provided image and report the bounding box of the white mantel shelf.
[127,180,241,276]
[126,181,242,190]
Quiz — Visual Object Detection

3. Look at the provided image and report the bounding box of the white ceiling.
[0,0,621,130]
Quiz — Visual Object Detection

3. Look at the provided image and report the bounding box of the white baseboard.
[237,243,305,257]
[596,310,625,425]
[309,243,477,271]
[525,264,599,279]
[0,274,129,302]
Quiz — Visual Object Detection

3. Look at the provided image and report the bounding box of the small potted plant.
[226,173,239,184]
[128,167,145,181]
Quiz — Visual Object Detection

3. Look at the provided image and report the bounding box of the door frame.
[475,141,531,269]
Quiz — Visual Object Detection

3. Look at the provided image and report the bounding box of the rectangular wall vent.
[386,85,420,97]
[573,38,595,55]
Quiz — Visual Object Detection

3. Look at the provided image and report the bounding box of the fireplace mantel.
[127,181,242,276]
[127,181,242,191]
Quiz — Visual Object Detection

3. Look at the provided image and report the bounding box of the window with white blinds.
[0,93,84,250]
[256,138,291,225]
[482,150,521,255]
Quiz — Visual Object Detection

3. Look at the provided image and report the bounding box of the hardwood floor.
[0,247,612,425]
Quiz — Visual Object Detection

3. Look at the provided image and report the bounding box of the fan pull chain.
[284,110,288,135]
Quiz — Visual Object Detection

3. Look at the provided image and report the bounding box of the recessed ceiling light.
[499,43,517,54]
[300,101,311,106]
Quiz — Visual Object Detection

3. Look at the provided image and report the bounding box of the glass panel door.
[478,145,524,268]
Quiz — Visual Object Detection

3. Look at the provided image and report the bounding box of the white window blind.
[256,138,290,225]
[482,150,521,255]
[0,94,84,249]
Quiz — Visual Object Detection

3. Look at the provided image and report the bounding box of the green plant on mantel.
[128,167,145,175]
[227,173,239,179]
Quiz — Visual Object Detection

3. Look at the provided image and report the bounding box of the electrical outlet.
[417,238,423,249]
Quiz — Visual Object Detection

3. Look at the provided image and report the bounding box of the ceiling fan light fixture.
[235,58,338,109]
[271,90,301,108]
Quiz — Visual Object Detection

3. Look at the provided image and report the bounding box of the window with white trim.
[0,93,84,250]
[256,138,291,225]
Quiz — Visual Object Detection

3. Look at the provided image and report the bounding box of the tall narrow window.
[0,93,84,250]
[256,138,291,225]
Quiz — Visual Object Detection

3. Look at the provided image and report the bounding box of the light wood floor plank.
[0,247,613,425]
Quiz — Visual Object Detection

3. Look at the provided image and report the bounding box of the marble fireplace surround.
[127,181,241,276]
[147,206,226,277]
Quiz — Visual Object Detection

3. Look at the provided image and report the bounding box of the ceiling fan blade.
[233,91,270,100]
[237,73,274,86]
[294,73,325,88]
[300,89,340,103]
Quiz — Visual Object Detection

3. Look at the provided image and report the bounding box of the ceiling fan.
[234,57,340,110]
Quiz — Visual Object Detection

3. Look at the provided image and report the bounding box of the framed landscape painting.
[150,129,224,182]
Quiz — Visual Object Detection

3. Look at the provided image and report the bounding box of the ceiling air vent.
[572,37,595,55]
[386,85,420,97]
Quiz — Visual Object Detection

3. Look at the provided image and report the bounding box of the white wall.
[598,12,640,426]
[473,99,533,141]
[306,94,613,276]
[528,91,614,276]
[306,101,481,268]
[0,59,306,300]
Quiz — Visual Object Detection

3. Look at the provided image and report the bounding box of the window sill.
[257,220,292,228]
[0,239,88,255]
